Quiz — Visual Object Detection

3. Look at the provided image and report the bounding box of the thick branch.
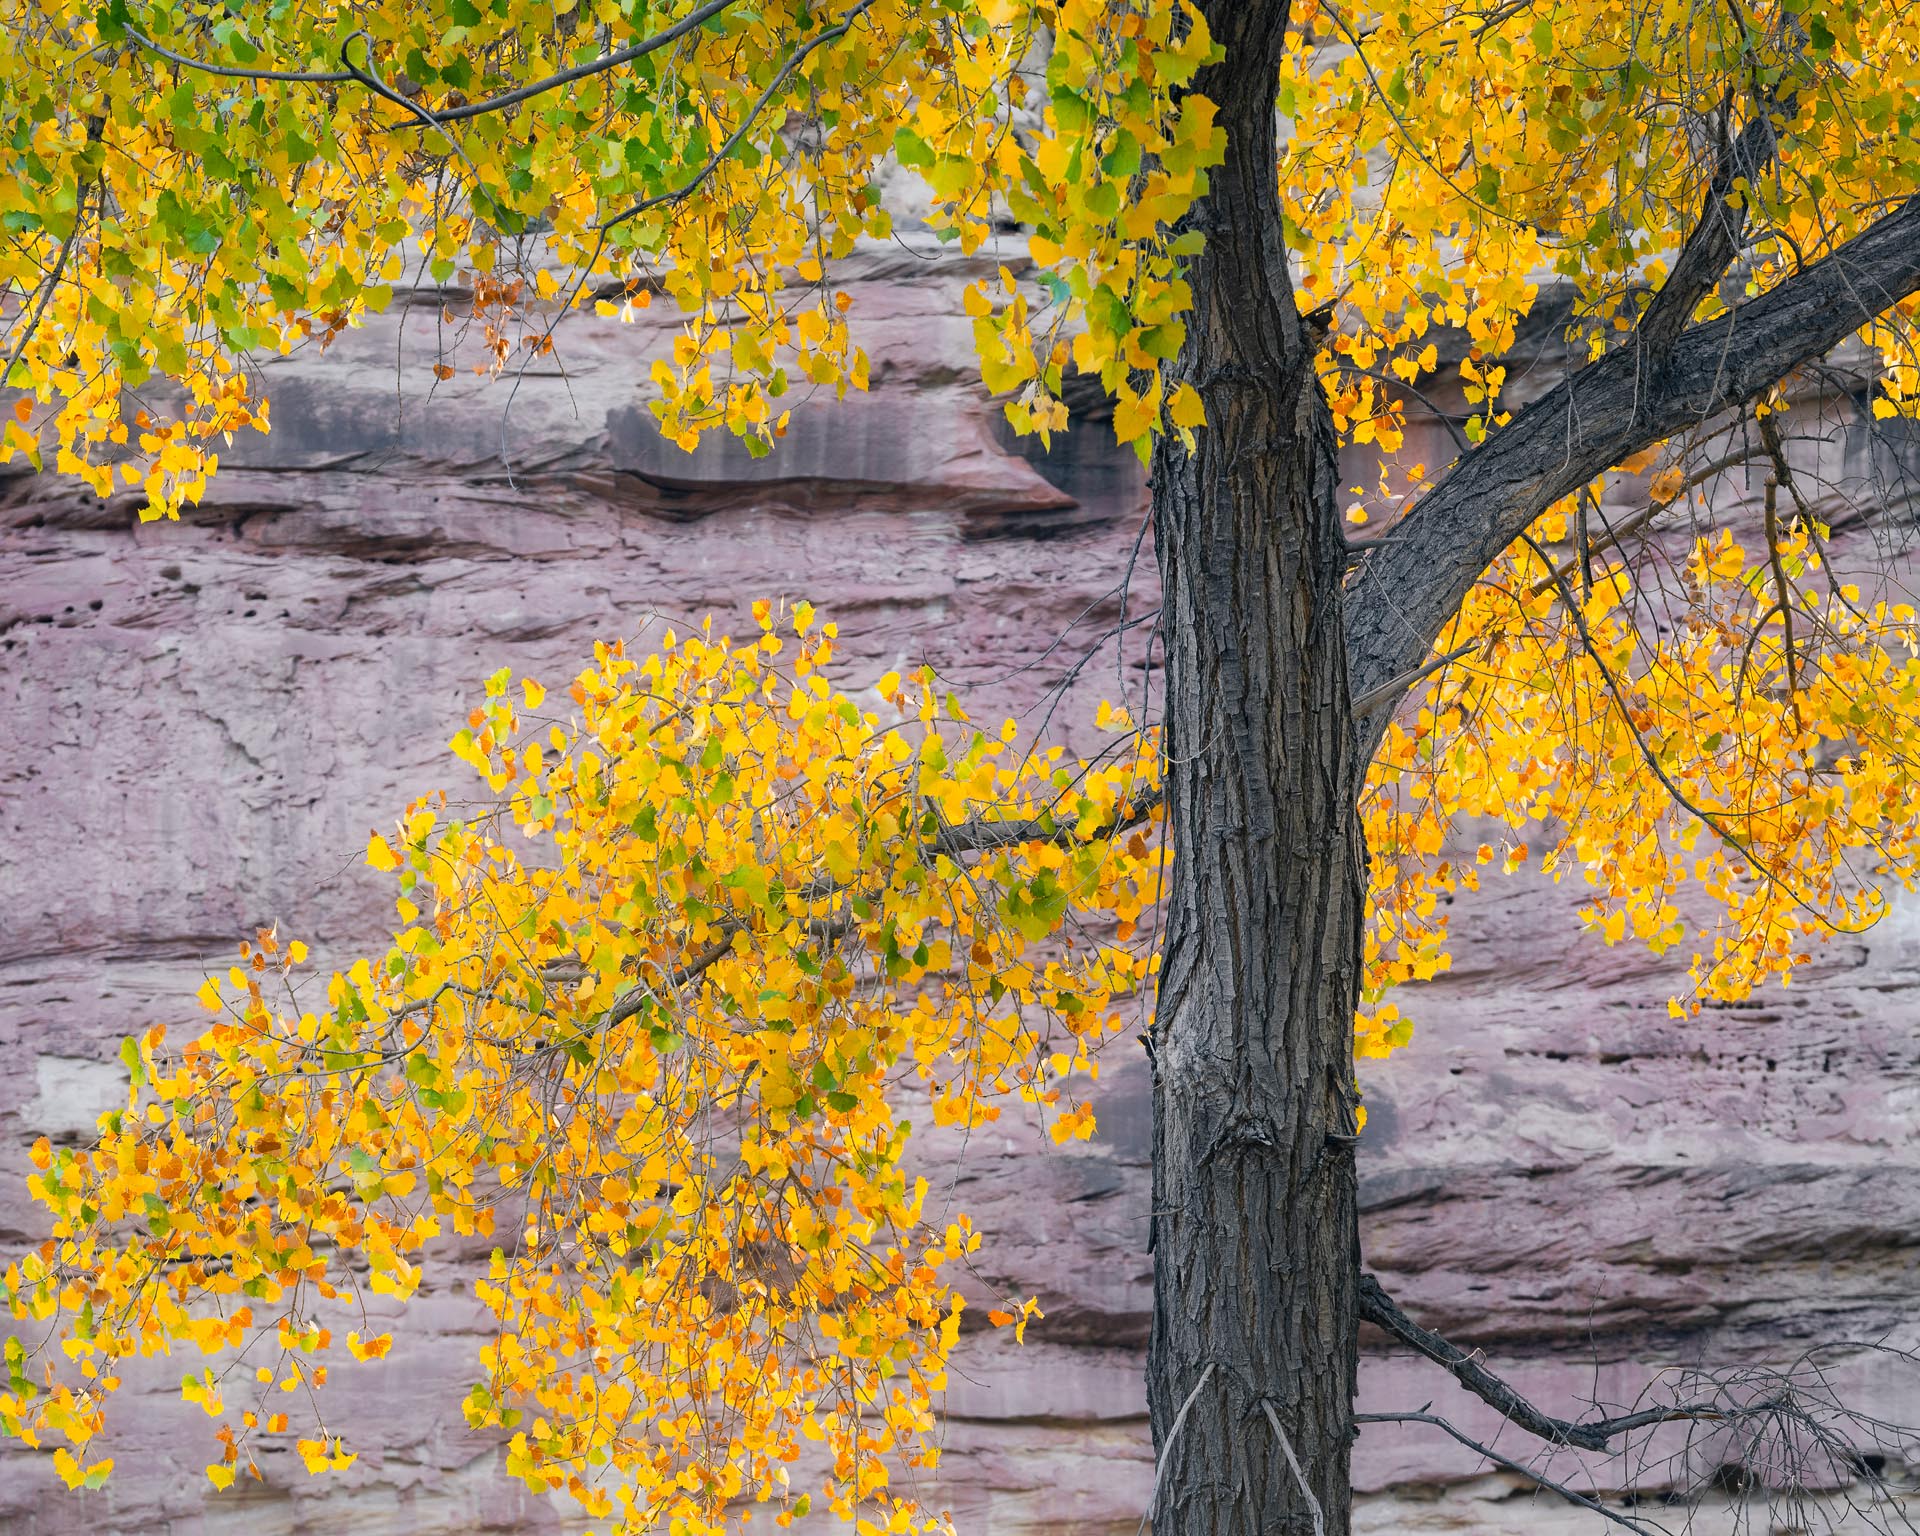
[1345,191,1920,753]
[1358,1273,1726,1452]
[1636,96,1788,348]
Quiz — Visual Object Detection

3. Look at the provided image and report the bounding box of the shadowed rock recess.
[3,243,1917,1533]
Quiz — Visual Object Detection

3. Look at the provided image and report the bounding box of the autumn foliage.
[8,0,1920,1528]
[4,607,1164,1528]
[4,0,1919,510]
[7,540,1918,1523]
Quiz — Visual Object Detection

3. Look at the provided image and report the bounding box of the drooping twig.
[1354,1410,1667,1535]
[1520,532,1835,923]
[1358,1272,1727,1452]
[1762,475,1805,730]
[595,0,880,234]
[1,117,102,391]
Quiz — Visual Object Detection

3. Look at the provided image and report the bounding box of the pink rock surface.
[2,247,1916,1533]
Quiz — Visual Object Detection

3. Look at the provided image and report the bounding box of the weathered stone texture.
[2,246,1915,1532]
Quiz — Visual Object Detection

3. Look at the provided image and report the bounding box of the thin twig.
[1139,1362,1214,1536]
[404,0,739,126]
[1,117,102,390]
[1260,1399,1327,1536]
[1355,1411,1665,1535]
[596,0,879,233]
[1522,531,1829,920]
[125,26,356,82]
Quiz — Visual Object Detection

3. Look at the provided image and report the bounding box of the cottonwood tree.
[5,2,1920,1534]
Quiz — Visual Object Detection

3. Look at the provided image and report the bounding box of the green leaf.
[928,153,973,199]
[893,127,934,168]
[1050,87,1089,132]
[95,0,130,43]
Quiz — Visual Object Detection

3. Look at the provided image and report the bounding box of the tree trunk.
[1147,5,1367,1533]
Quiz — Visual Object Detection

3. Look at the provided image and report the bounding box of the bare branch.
[1351,640,1478,716]
[1354,1411,1668,1535]
[1358,1273,1728,1453]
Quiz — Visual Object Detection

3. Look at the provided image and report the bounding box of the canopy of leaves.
[3,0,1918,506]
[7,0,1920,1526]
[2,609,1163,1528]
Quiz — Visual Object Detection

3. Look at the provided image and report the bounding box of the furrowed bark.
[1147,4,1367,1532]
[1346,191,1920,753]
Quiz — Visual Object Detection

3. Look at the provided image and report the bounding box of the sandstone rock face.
[3,244,1916,1533]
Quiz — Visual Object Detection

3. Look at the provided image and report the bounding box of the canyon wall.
[2,240,1916,1533]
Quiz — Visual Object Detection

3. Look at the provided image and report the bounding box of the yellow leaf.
[365,832,400,872]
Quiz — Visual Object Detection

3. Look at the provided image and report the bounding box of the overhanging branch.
[126,0,737,111]
[1345,191,1920,755]
[590,790,1162,1031]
